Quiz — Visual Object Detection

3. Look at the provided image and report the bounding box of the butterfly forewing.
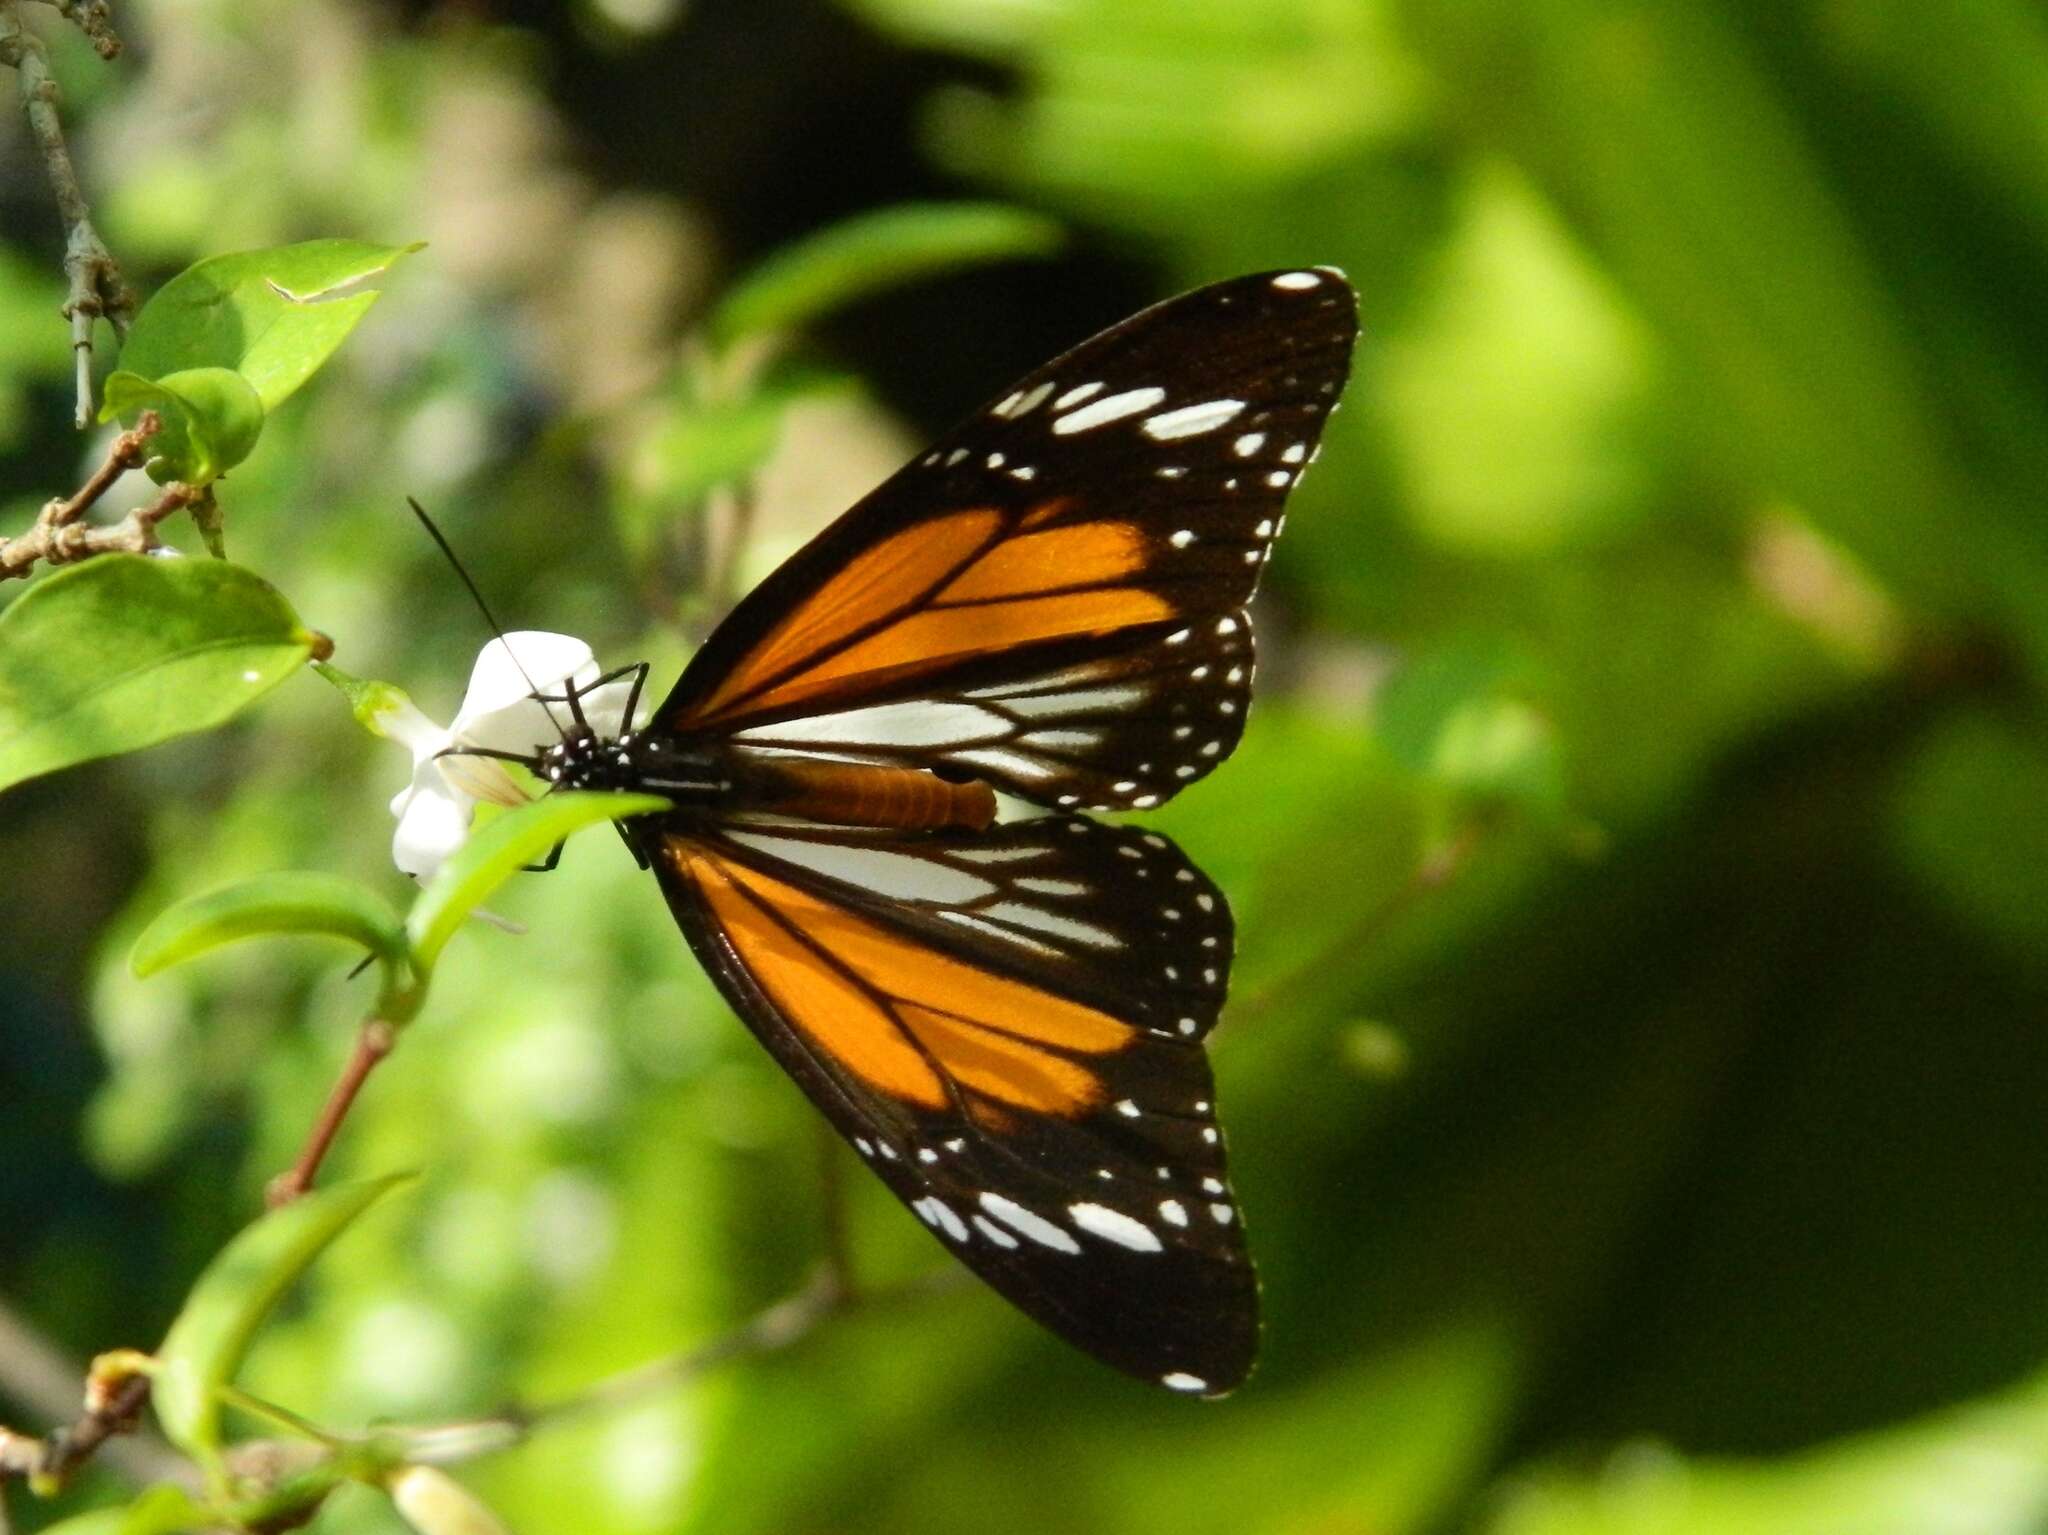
[659,267,1358,813]
[650,816,1256,1393]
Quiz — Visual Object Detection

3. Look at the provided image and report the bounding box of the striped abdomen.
[737,754,997,831]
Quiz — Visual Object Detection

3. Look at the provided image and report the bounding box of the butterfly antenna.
[406,496,572,744]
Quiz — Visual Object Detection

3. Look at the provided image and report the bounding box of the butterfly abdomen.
[735,753,997,831]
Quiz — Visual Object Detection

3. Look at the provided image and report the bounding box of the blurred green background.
[5,0,2048,1531]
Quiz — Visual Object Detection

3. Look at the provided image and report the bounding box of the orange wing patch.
[674,841,1135,1118]
[687,509,1003,724]
[675,506,1174,730]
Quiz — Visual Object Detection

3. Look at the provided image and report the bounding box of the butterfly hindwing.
[649,816,1256,1393]
[658,268,1358,812]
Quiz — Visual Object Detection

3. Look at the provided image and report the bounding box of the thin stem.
[0,0,133,427]
[266,1020,397,1208]
[1226,818,1487,1034]
[211,1384,343,1449]
[392,1266,965,1466]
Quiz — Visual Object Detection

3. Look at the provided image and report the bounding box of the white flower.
[379,631,634,880]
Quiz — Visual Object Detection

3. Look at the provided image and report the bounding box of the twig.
[266,1020,397,1208]
[0,0,133,426]
[46,1,120,59]
[0,412,206,581]
[393,1266,966,1466]
[1226,818,1487,1033]
[0,1310,188,1493]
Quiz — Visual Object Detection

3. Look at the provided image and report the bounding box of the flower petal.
[576,678,637,740]
[374,694,454,767]
[392,772,475,880]
[455,632,595,727]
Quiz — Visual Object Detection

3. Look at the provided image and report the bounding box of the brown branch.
[45,0,120,59]
[0,1309,189,1495]
[0,0,133,427]
[0,411,209,581]
[266,1020,397,1209]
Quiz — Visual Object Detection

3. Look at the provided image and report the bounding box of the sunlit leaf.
[154,1174,415,1470]
[100,366,264,485]
[117,239,421,411]
[131,871,411,1014]
[705,202,1062,349]
[0,555,314,792]
[403,790,669,975]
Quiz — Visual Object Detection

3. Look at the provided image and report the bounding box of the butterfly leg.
[523,839,566,875]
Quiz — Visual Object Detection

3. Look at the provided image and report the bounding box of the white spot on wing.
[984,901,1122,948]
[1053,387,1166,434]
[972,1215,1020,1248]
[1159,1199,1189,1227]
[994,380,1056,419]
[1163,1372,1209,1393]
[1232,432,1266,458]
[1069,1202,1163,1252]
[1142,399,1246,441]
[1272,271,1322,290]
[979,1193,1082,1253]
[1053,381,1104,410]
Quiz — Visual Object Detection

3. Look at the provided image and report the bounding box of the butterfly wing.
[650,814,1255,1393]
[658,268,1358,813]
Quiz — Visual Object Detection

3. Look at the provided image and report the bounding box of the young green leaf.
[132,871,410,1012]
[404,790,668,975]
[154,1173,416,1471]
[100,366,264,485]
[705,202,1063,351]
[117,239,421,412]
[0,555,315,793]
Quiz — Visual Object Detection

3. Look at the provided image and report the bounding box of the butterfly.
[521,268,1357,1396]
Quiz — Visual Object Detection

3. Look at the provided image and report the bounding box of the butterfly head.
[535,719,733,805]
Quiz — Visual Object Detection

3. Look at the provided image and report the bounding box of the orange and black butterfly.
[531,269,1356,1395]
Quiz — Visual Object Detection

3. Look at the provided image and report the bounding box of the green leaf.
[28,1511,131,1535]
[117,239,421,411]
[705,203,1063,350]
[404,790,669,975]
[639,391,794,505]
[154,1173,415,1470]
[132,871,410,1012]
[0,555,314,793]
[100,367,264,485]
[5,1486,206,1535]
[118,1484,213,1535]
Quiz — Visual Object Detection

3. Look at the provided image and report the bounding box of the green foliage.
[132,871,410,1012]
[99,367,265,486]
[4,4,2048,1534]
[404,791,670,977]
[704,202,1064,352]
[154,1174,414,1472]
[115,240,420,413]
[0,556,313,792]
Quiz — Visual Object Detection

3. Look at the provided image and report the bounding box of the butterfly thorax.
[539,728,996,833]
